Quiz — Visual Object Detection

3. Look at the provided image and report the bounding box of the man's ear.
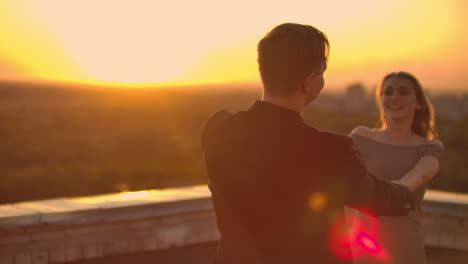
[302,72,316,94]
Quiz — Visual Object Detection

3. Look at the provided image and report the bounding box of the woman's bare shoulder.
[425,138,444,149]
[350,126,377,139]
[413,133,444,149]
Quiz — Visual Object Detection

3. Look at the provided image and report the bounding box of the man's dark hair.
[257,23,329,96]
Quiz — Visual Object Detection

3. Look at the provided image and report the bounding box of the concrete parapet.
[422,190,468,251]
[0,186,467,263]
[0,186,218,264]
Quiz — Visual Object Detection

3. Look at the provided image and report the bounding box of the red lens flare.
[328,207,392,262]
[357,232,379,252]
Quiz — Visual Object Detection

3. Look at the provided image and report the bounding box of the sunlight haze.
[0,0,467,91]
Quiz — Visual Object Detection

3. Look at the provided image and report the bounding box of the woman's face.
[381,76,421,122]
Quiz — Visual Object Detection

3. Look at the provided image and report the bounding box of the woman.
[347,71,443,263]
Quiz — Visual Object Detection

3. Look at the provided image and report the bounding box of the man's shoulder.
[303,127,354,155]
[205,110,238,126]
[311,128,353,146]
[201,110,239,147]
[203,110,239,133]
[303,128,360,173]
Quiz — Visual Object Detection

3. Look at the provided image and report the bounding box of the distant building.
[343,82,370,113]
[312,92,342,111]
[432,93,468,121]
[311,83,378,114]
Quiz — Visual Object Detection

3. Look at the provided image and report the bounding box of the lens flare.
[357,233,379,252]
[329,207,392,262]
[308,192,328,212]
[327,214,355,260]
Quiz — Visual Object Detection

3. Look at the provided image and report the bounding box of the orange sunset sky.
[0,0,467,92]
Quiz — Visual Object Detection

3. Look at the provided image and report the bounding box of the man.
[202,23,417,264]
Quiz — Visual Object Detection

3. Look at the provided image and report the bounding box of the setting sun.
[0,0,466,90]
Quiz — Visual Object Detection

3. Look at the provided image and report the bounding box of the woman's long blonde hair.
[376,71,438,140]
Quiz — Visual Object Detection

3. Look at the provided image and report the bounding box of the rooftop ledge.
[0,185,212,229]
[0,186,468,229]
[0,186,467,263]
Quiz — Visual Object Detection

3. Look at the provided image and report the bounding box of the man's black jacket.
[202,100,415,264]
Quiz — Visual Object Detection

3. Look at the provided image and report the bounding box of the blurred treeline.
[0,82,466,203]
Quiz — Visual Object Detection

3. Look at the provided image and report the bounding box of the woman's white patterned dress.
[346,134,443,264]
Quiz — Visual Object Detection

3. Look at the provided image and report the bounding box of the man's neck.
[261,94,304,115]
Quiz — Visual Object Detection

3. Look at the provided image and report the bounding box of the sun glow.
[0,0,465,89]
[0,1,85,81]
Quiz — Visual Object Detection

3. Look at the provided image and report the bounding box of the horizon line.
[0,78,467,95]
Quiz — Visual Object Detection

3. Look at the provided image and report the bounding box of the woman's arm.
[393,155,440,192]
